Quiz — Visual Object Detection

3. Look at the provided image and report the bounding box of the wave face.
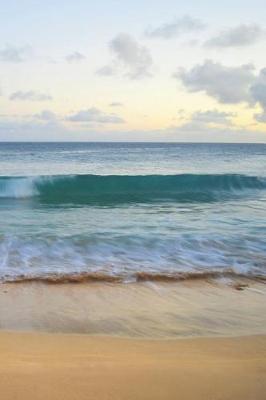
[0,173,265,204]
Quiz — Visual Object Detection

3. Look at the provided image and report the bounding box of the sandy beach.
[0,331,265,400]
[0,280,265,399]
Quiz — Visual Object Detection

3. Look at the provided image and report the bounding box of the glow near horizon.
[0,0,266,142]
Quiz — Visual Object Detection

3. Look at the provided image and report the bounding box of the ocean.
[0,142,265,283]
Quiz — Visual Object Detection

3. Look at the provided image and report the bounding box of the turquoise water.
[0,142,265,281]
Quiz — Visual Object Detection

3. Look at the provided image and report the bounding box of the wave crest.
[0,173,265,204]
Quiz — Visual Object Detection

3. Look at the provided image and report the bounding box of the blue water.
[0,142,265,282]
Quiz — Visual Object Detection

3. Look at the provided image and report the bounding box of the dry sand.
[0,331,265,400]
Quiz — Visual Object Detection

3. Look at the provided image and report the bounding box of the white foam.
[0,233,265,281]
[0,178,38,198]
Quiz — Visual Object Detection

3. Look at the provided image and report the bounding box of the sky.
[1,0,266,142]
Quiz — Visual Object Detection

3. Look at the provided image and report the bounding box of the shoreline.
[3,270,266,284]
[0,331,265,400]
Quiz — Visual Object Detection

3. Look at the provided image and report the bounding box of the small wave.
[0,173,265,204]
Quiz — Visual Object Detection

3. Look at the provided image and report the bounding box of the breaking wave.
[0,173,265,204]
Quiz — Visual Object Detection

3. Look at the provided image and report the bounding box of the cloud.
[176,61,266,125]
[205,24,264,48]
[145,15,206,39]
[165,122,265,142]
[99,33,153,79]
[96,65,116,76]
[0,117,66,141]
[33,110,58,121]
[162,108,266,142]
[176,60,255,104]
[251,69,266,122]
[109,102,123,107]
[65,51,86,63]
[67,107,125,124]
[189,109,235,126]
[254,112,266,123]
[250,68,266,110]
[0,45,32,63]
[172,109,235,135]
[9,91,53,102]
[0,111,265,142]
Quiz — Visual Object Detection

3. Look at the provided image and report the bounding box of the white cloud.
[0,112,265,142]
[109,102,123,107]
[163,109,266,142]
[205,24,264,48]
[10,91,53,102]
[0,117,66,141]
[0,45,32,63]
[189,109,235,126]
[250,68,266,110]
[171,109,235,136]
[96,65,116,76]
[145,15,206,39]
[254,112,266,123]
[65,51,86,63]
[176,61,266,123]
[98,33,153,79]
[67,107,125,124]
[176,60,255,104]
[165,124,265,142]
[33,110,58,121]
[252,69,266,123]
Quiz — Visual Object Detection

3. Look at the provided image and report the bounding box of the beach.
[0,279,266,399]
[1,331,265,400]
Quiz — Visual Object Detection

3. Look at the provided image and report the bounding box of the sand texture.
[0,332,265,400]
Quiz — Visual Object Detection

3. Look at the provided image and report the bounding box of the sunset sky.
[1,0,266,142]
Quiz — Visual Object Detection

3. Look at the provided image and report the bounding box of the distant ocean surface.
[0,142,265,282]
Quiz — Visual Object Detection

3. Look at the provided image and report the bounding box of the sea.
[0,142,265,283]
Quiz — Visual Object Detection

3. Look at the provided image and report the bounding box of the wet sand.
[0,331,265,400]
[0,279,266,337]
